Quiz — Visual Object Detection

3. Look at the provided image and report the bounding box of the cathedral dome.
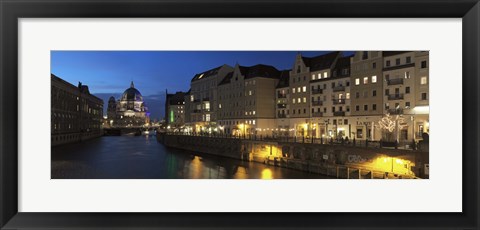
[121,81,143,101]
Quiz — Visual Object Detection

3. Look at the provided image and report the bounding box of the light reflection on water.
[51,136,333,179]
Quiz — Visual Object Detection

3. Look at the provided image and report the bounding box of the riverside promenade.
[157,133,429,179]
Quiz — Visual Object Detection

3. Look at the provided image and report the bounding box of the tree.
[377,113,407,142]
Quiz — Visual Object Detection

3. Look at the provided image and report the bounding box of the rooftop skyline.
[51,51,354,120]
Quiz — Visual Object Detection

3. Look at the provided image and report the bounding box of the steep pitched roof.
[382,51,410,57]
[218,72,234,86]
[238,64,280,79]
[332,55,352,78]
[191,66,223,82]
[276,70,291,88]
[301,51,340,71]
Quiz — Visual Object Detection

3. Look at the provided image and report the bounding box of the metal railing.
[277,94,287,98]
[333,86,346,92]
[312,100,323,106]
[387,78,404,85]
[333,99,346,105]
[387,108,403,114]
[278,114,287,118]
[312,112,323,117]
[162,132,421,151]
[387,94,404,100]
[277,103,287,108]
[311,89,323,94]
[333,111,346,116]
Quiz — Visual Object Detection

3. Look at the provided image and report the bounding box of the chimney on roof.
[78,82,82,88]
[130,81,134,88]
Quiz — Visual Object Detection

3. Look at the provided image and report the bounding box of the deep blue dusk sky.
[51,51,353,120]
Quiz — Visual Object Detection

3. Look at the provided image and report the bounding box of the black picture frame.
[1,0,479,229]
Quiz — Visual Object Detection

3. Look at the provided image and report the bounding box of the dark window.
[311,108,314,113]
[355,92,360,98]
[332,107,335,112]
[406,56,411,63]
[346,81,350,86]
[333,119,337,125]
[293,110,295,114]
[422,93,428,100]
[406,102,411,107]
[357,129,363,138]
[304,108,306,114]
[297,65,301,73]
[385,89,389,96]
[324,84,327,89]
[421,61,427,68]
[405,87,410,94]
[396,58,400,65]
[372,62,376,69]
[364,105,368,111]
[355,105,360,111]
[331,82,335,88]
[362,51,368,60]
[373,90,377,97]
[386,60,391,67]
[303,76,306,81]
[373,104,377,110]
[298,109,301,114]
[323,108,327,113]
[344,119,348,125]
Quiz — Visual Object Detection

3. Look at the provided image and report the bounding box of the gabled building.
[289,51,341,137]
[309,54,352,139]
[217,64,281,136]
[350,51,384,140]
[185,64,233,133]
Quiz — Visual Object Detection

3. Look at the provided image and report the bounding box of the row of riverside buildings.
[51,74,104,146]
[165,51,429,142]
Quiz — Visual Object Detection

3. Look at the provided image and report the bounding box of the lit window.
[405,71,411,79]
[302,86,306,92]
[303,97,306,103]
[355,78,360,85]
[219,104,222,109]
[206,114,210,121]
[363,77,368,84]
[323,72,328,78]
[339,93,343,99]
[253,111,256,115]
[249,90,252,95]
[245,112,248,115]
[292,88,296,93]
[190,95,194,102]
[421,76,428,85]
[346,93,350,99]
[253,120,256,125]
[312,74,315,80]
[371,75,377,83]
[297,87,301,93]
[297,98,301,103]
[292,99,296,104]
[318,73,321,79]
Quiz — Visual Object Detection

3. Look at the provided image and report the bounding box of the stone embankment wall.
[158,134,428,179]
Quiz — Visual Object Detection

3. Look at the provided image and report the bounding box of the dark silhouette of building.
[51,74,103,146]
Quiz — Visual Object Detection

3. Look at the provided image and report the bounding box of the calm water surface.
[51,135,332,179]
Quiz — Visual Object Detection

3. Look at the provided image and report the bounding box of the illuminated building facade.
[108,81,150,127]
[179,51,429,142]
[217,64,282,136]
[185,64,233,133]
[51,74,103,146]
[165,91,186,130]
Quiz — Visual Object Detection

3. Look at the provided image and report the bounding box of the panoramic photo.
[51,51,429,179]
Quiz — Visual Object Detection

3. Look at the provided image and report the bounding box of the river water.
[51,135,332,179]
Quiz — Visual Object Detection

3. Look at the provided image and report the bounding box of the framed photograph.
[1,0,479,229]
